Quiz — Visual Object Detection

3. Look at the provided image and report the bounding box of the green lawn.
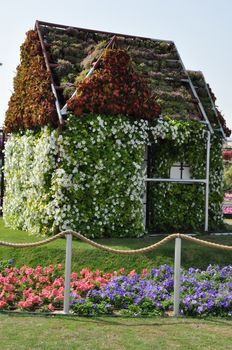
[0,314,231,350]
[0,219,232,272]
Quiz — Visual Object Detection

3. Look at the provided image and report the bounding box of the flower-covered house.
[3,21,231,237]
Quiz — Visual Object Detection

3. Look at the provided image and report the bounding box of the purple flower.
[70,264,232,317]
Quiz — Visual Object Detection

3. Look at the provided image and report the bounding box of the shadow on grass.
[1,310,231,327]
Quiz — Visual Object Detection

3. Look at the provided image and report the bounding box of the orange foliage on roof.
[5,30,57,133]
[67,49,160,119]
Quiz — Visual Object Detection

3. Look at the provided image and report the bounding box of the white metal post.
[174,237,181,317]
[205,131,211,232]
[63,233,72,314]
[143,146,148,229]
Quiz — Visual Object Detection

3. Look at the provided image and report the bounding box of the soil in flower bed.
[0,263,231,318]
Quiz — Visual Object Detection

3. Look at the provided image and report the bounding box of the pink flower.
[53,278,64,287]
[51,289,59,297]
[142,269,148,277]
[35,266,43,274]
[57,264,62,270]
[0,300,7,309]
[7,293,15,302]
[25,267,34,275]
[48,303,55,312]
[17,299,33,309]
[128,270,137,277]
[23,288,33,297]
[39,276,49,283]
[71,272,78,281]
[80,268,91,278]
[44,265,54,275]
[40,288,50,298]
[32,295,41,304]
[21,276,29,283]
[4,284,15,292]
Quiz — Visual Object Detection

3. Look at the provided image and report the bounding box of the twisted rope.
[0,232,66,248]
[178,234,232,251]
[0,231,231,253]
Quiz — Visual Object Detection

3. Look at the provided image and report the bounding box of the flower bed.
[0,264,112,312]
[0,264,231,317]
[223,207,232,215]
[223,193,232,218]
[224,193,232,201]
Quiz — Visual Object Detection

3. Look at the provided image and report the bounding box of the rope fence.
[1,231,232,251]
[0,231,232,315]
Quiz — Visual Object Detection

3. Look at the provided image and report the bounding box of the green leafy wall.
[3,116,224,236]
[3,115,148,237]
[53,114,148,237]
[148,120,224,232]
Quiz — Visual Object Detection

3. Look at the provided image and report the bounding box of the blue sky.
[0,0,231,133]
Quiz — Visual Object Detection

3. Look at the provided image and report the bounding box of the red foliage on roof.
[67,49,160,119]
[4,30,57,133]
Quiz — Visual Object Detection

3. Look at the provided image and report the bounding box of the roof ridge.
[36,20,175,45]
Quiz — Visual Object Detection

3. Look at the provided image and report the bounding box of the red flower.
[67,49,160,120]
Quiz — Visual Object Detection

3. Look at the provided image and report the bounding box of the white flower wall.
[3,115,224,236]
[3,115,150,236]
[3,128,58,233]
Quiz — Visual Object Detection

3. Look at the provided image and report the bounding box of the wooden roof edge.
[35,20,64,128]
[188,70,227,139]
[36,20,175,45]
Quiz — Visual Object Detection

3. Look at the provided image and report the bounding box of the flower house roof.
[4,20,230,136]
[38,21,200,121]
[188,70,230,137]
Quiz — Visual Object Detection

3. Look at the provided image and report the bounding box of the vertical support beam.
[174,237,181,317]
[63,233,72,314]
[143,145,148,229]
[205,131,211,232]
[61,35,117,115]
[146,146,151,230]
[0,130,5,215]
[203,77,226,140]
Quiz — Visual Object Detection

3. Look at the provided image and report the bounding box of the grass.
[0,218,232,272]
[0,313,231,350]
